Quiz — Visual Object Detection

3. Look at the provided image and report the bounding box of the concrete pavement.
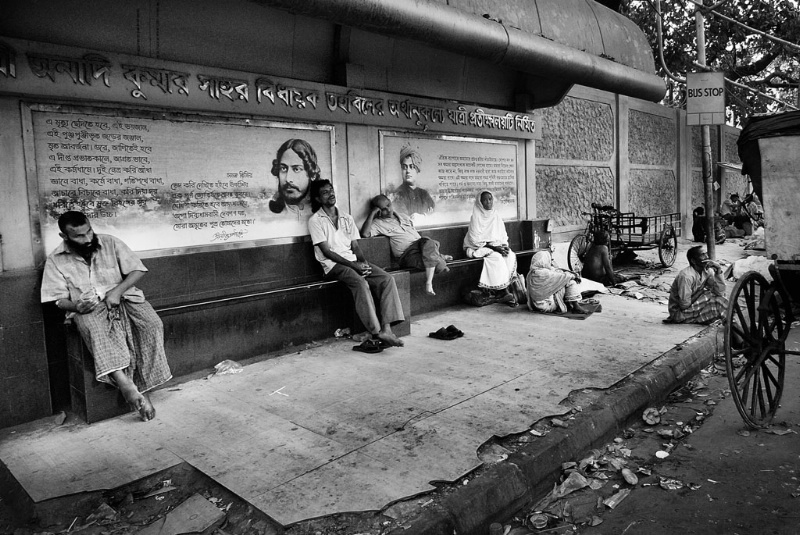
[0,237,759,534]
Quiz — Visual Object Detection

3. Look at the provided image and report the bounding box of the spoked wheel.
[724,271,790,428]
[658,225,678,267]
[567,233,591,272]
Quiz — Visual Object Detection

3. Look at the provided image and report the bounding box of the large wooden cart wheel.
[567,234,591,272]
[658,225,678,267]
[724,271,790,428]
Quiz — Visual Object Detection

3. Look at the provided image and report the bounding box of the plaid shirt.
[41,233,148,305]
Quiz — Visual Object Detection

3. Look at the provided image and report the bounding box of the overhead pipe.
[250,0,666,102]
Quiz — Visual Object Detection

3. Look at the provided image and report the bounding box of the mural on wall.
[379,132,518,226]
[31,106,333,255]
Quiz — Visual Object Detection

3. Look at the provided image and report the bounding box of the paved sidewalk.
[0,237,757,534]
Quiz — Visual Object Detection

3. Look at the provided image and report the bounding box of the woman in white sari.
[464,191,517,301]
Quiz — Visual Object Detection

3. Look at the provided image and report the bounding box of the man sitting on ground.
[40,211,171,421]
[308,180,405,347]
[665,245,727,324]
[580,231,622,286]
[361,194,452,295]
[720,193,752,235]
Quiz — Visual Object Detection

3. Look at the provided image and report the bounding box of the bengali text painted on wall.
[33,108,333,255]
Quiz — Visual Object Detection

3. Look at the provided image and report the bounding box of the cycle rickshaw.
[724,110,800,428]
[567,203,680,272]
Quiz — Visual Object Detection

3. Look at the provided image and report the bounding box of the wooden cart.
[724,110,800,428]
[568,203,680,272]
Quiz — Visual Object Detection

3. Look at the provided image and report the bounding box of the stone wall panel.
[628,169,676,215]
[536,165,615,226]
[691,170,704,210]
[691,126,719,168]
[629,110,676,166]
[538,97,614,161]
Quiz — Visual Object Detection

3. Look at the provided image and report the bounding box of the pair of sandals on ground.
[428,324,465,341]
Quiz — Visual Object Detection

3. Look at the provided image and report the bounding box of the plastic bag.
[213,359,243,376]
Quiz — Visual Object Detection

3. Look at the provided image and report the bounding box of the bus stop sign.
[687,72,725,125]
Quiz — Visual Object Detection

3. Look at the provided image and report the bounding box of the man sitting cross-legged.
[308,181,405,347]
[580,231,623,286]
[40,211,171,421]
[360,194,452,296]
[664,245,727,324]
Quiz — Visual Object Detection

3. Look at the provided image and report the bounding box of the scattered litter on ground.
[334,327,351,338]
[210,359,242,378]
[658,477,685,490]
[603,488,631,509]
[643,407,661,425]
[764,427,797,436]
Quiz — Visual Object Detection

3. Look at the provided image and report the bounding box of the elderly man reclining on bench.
[361,194,452,295]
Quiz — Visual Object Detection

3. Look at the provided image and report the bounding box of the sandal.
[445,325,464,338]
[429,327,459,341]
[353,340,384,353]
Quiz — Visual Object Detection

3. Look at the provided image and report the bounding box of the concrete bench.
[65,272,412,424]
[359,219,551,315]
[61,219,549,423]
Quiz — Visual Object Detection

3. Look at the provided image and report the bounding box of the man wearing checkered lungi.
[41,211,171,421]
[665,245,727,325]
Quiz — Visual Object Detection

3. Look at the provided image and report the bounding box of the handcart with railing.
[724,110,800,428]
[567,203,680,272]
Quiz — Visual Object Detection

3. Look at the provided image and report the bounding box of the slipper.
[375,339,392,349]
[496,293,515,305]
[429,327,459,341]
[445,325,464,338]
[353,340,383,353]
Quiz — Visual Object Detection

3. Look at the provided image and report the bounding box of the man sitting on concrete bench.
[309,182,405,347]
[40,211,171,421]
[361,194,452,296]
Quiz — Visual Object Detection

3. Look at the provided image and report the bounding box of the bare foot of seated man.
[375,325,404,347]
[111,369,156,421]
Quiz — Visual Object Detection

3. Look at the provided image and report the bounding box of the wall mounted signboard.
[29,105,334,257]
[380,132,518,226]
[686,71,725,125]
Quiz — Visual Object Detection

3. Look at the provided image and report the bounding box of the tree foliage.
[618,0,800,125]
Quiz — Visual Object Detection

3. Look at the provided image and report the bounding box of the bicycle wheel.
[658,225,678,267]
[567,234,591,272]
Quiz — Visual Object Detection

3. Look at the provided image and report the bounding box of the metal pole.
[696,8,716,259]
